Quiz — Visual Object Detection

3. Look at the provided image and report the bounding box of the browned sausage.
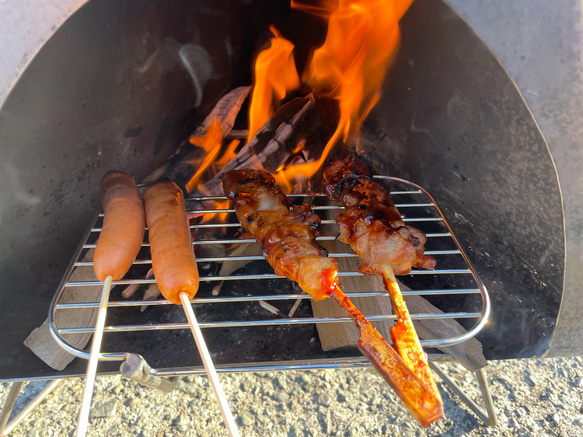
[94,172,145,281]
[144,180,199,305]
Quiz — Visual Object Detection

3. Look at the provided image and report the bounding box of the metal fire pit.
[48,176,489,376]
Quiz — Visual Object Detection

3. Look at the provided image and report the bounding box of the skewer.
[381,266,439,394]
[76,275,112,437]
[288,298,302,317]
[328,278,443,427]
[179,292,240,437]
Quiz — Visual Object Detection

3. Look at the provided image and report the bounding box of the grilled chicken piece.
[222,169,337,300]
[324,153,436,275]
[223,167,443,426]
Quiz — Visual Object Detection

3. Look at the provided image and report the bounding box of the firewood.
[24,251,100,370]
[158,86,251,188]
[121,283,142,299]
[191,97,315,198]
[190,86,250,139]
[311,250,392,350]
[404,293,488,371]
[140,284,162,312]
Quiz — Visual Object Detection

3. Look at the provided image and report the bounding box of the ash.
[1,357,582,436]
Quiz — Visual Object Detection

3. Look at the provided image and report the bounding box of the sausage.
[94,171,145,281]
[144,180,199,304]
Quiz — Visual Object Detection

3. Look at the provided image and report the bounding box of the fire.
[187,0,411,204]
[210,199,232,224]
[186,121,240,223]
[186,118,224,194]
[273,140,308,193]
[248,26,300,142]
[290,0,337,19]
[216,139,240,168]
[248,0,412,191]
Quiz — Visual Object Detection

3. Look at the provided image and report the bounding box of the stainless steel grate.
[48,176,490,374]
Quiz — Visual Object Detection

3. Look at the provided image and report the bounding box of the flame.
[307,0,406,138]
[274,168,293,194]
[273,139,308,193]
[216,139,240,168]
[273,0,411,187]
[290,0,337,19]
[186,118,224,194]
[248,26,301,142]
[186,120,240,224]
[211,199,231,224]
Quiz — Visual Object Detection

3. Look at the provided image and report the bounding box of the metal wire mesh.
[48,176,489,374]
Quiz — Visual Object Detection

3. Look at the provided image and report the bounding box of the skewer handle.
[76,275,112,437]
[331,285,442,427]
[179,292,240,437]
[382,266,440,395]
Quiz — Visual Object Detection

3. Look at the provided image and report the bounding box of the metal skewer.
[75,275,112,437]
[179,292,240,437]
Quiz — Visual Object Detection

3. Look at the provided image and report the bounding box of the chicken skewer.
[323,152,440,398]
[222,169,443,426]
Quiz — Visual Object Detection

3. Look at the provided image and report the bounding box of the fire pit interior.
[0,0,564,388]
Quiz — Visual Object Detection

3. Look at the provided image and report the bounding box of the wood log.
[404,293,488,371]
[311,248,392,350]
[24,250,100,370]
[190,97,315,199]
[190,86,250,140]
[160,86,251,188]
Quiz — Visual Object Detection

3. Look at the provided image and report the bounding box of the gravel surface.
[1,357,583,436]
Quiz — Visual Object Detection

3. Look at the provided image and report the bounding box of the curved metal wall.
[0,0,571,378]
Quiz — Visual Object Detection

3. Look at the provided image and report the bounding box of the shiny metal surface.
[48,178,489,375]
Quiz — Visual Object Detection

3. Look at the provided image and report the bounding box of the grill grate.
[48,176,490,373]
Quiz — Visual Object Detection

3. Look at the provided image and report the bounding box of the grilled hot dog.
[94,171,145,281]
[144,180,199,305]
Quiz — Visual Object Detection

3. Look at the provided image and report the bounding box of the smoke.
[179,44,213,108]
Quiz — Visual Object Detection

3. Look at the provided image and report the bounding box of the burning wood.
[161,86,250,190]
[190,96,316,198]
[190,86,251,140]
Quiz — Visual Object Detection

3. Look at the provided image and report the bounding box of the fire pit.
[0,0,569,433]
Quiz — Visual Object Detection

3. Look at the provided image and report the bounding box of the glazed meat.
[222,169,337,300]
[223,167,443,427]
[324,153,436,275]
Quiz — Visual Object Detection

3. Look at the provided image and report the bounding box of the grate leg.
[475,368,497,426]
[0,382,25,436]
[430,362,497,427]
[0,380,62,436]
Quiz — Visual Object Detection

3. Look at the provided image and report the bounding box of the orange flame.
[216,139,241,168]
[186,120,238,224]
[248,26,301,142]
[274,0,411,188]
[308,0,406,137]
[290,0,337,19]
[186,118,224,194]
[211,199,231,224]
